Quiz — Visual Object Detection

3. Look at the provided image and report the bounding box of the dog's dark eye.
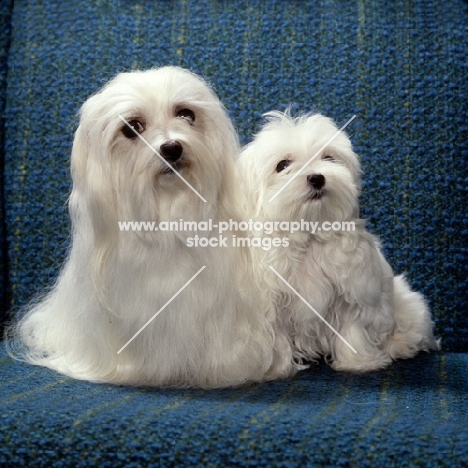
[276,159,292,173]
[122,119,145,139]
[176,108,195,124]
[322,155,335,162]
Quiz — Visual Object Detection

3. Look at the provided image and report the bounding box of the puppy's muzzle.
[307,174,325,190]
[307,174,325,200]
[160,140,183,162]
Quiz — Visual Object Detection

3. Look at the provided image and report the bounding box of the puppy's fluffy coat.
[8,67,295,387]
[239,111,440,372]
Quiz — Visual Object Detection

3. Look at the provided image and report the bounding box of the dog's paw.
[331,354,392,373]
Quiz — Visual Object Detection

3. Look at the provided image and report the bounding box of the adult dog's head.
[70,66,240,231]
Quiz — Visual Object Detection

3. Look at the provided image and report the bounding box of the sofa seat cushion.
[1,343,467,467]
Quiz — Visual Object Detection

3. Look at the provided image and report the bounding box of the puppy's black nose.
[307,174,326,190]
[160,140,183,162]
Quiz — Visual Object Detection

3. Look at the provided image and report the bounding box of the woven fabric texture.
[0,0,13,325]
[2,0,468,349]
[1,343,467,467]
[1,1,468,467]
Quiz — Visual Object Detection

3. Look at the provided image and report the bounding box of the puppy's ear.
[350,149,363,196]
[340,146,362,197]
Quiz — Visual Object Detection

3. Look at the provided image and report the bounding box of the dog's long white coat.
[8,68,296,387]
[239,111,440,372]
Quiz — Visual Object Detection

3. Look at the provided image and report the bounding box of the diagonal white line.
[117,266,206,354]
[269,266,358,354]
[118,115,207,203]
[268,115,357,203]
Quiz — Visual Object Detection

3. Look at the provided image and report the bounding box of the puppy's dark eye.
[122,119,145,139]
[322,155,335,162]
[276,159,292,173]
[176,108,195,124]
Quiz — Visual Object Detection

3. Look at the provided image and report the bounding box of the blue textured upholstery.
[1,0,467,466]
[0,0,13,322]
[2,346,467,467]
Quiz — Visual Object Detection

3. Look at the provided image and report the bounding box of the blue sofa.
[1,1,467,466]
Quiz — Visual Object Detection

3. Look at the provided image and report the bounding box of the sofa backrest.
[0,0,467,350]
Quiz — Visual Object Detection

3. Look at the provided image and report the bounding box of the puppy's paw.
[331,355,392,373]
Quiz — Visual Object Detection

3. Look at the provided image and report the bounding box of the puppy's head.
[70,66,239,226]
[240,111,361,223]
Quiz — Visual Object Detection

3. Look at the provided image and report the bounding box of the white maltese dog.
[8,67,296,387]
[239,110,440,372]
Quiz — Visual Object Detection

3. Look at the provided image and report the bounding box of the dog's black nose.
[160,140,183,162]
[307,174,325,190]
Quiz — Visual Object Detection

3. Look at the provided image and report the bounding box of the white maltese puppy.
[239,110,440,372]
[8,67,295,387]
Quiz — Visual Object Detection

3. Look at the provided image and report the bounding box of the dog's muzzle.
[307,174,325,200]
[159,140,185,173]
[160,140,183,162]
